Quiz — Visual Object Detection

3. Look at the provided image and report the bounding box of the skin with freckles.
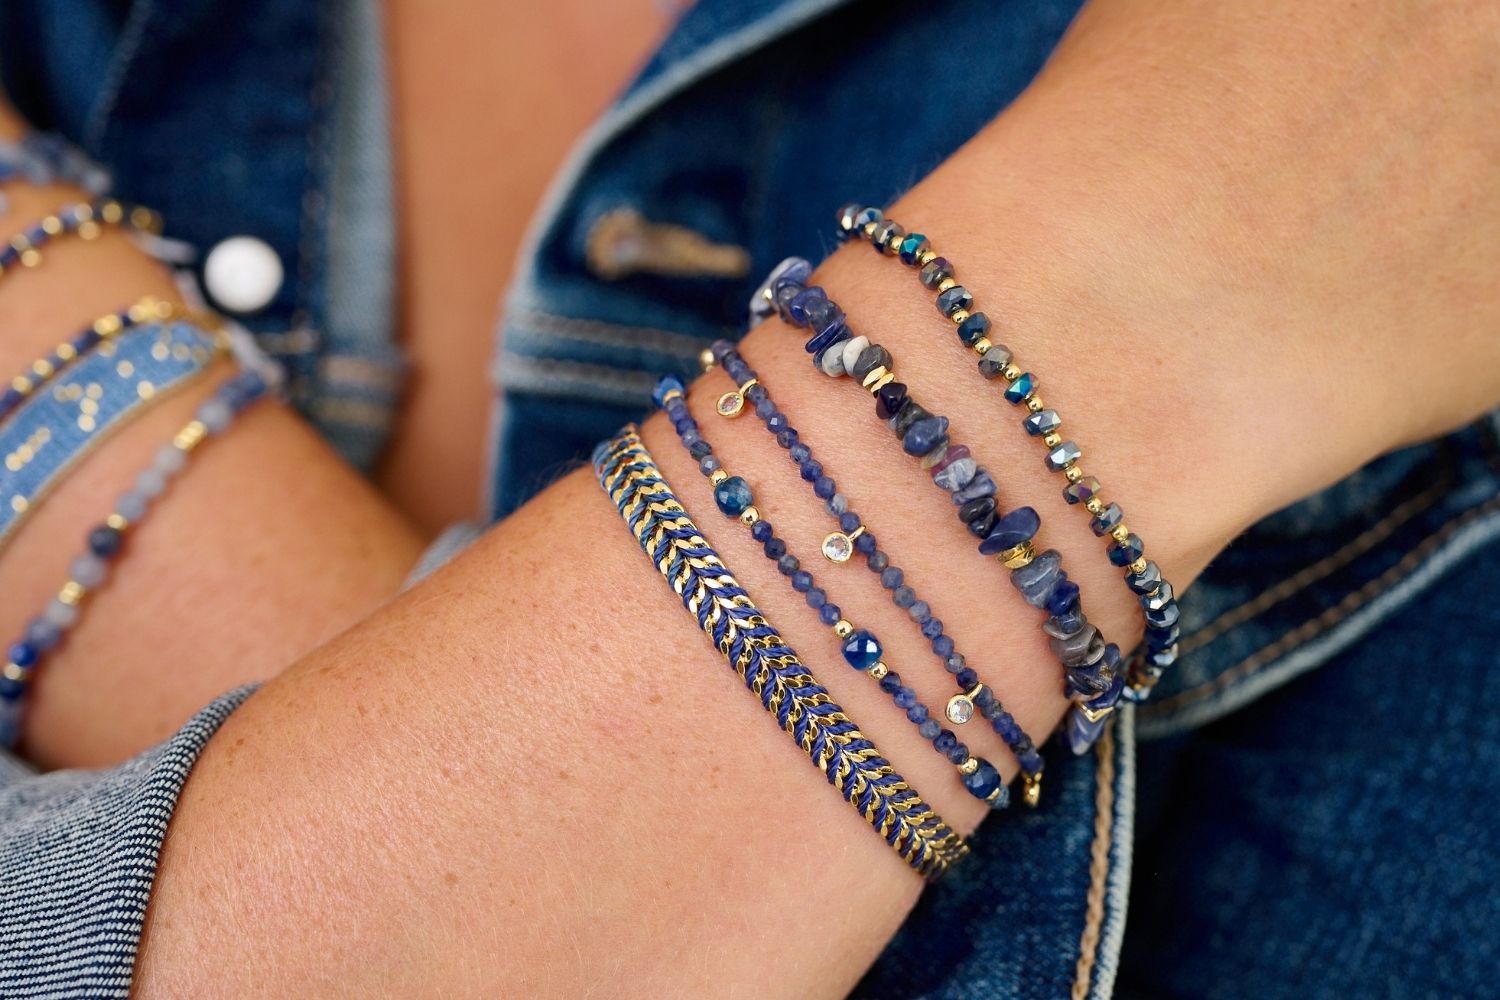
[0,0,1495,995]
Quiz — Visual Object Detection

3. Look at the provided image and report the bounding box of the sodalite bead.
[1047,578,1081,616]
[958,496,996,524]
[816,333,852,376]
[851,344,893,382]
[651,374,685,407]
[1024,409,1062,436]
[893,586,916,608]
[1049,623,1104,669]
[1108,533,1145,567]
[839,335,869,377]
[933,455,977,492]
[957,312,990,346]
[1046,440,1081,472]
[898,233,928,264]
[875,381,908,421]
[1091,503,1124,536]
[936,285,973,317]
[1004,372,1035,403]
[890,401,929,437]
[962,758,1006,806]
[805,319,847,356]
[977,344,1013,379]
[978,506,1040,554]
[951,471,997,506]
[902,415,949,457]
[918,719,941,740]
[788,286,826,326]
[88,525,123,558]
[1050,606,1087,636]
[967,511,997,539]
[1010,549,1063,608]
[713,476,753,517]
[841,629,882,669]
[750,257,813,319]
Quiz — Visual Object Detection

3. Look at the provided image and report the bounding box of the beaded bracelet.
[0,198,162,277]
[752,259,1126,754]
[0,367,272,747]
[594,425,968,877]
[0,319,224,548]
[656,374,1011,808]
[833,207,1182,699]
[0,132,111,214]
[693,344,1049,803]
[0,297,196,424]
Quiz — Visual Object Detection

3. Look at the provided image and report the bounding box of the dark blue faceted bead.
[1091,503,1125,536]
[921,618,943,640]
[1004,372,1035,403]
[879,670,902,694]
[839,512,860,534]
[853,532,877,554]
[766,412,788,433]
[1141,581,1176,612]
[932,635,954,657]
[898,233,928,264]
[956,667,978,688]
[806,588,827,609]
[744,384,768,404]
[894,686,918,709]
[880,567,903,590]
[814,475,836,500]
[974,686,995,710]
[777,554,799,576]
[8,642,37,668]
[1147,624,1181,650]
[962,758,1005,806]
[933,731,958,754]
[842,629,883,669]
[763,537,786,560]
[945,742,969,765]
[1023,409,1062,437]
[951,471,997,506]
[750,519,773,542]
[792,571,813,593]
[907,704,929,724]
[0,677,24,702]
[836,204,880,240]
[1144,600,1181,630]
[88,525,123,558]
[918,719,941,740]
[875,382,908,421]
[866,550,888,572]
[699,455,721,476]
[1108,533,1145,567]
[1046,578,1081,616]
[687,440,712,461]
[775,428,798,449]
[919,257,954,289]
[908,601,931,624]
[978,506,1041,554]
[1018,750,1045,775]
[1126,561,1162,593]
[819,603,842,626]
[956,312,991,346]
[789,443,811,463]
[651,374,685,408]
[946,653,965,674]
[799,460,822,482]
[713,476,753,517]
[0,247,18,268]
[936,285,973,317]
[893,586,916,608]
[755,398,776,419]
[903,415,949,457]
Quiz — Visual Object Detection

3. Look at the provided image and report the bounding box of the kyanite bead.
[957,312,991,346]
[978,506,1041,554]
[851,344,893,382]
[651,374,685,408]
[1009,549,1062,607]
[839,335,870,377]
[898,233,928,264]
[902,415,949,457]
[1046,578,1081,616]
[958,496,997,524]
[966,511,997,538]
[1051,623,1103,668]
[951,471,997,506]
[890,401,930,437]
[1023,409,1062,437]
[875,381,908,421]
[961,758,1006,807]
[88,525,123,558]
[936,285,973,317]
[805,319,847,356]
[918,719,941,740]
[713,475,753,517]
[1063,476,1102,505]
[750,256,813,318]
[1108,533,1145,567]
[7,642,36,668]
[841,629,883,669]
[919,257,954,289]
[977,344,1013,379]
[893,585,916,608]
[1127,561,1163,593]
[154,444,187,475]
[1045,440,1081,471]
[1090,502,1124,536]
[932,456,976,493]
[1004,372,1036,403]
[788,286,827,327]
[117,489,149,521]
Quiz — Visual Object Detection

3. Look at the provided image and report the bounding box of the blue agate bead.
[961,758,1006,806]
[841,629,883,670]
[902,415,949,457]
[713,476,753,517]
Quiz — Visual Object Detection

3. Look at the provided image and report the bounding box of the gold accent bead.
[1128,557,1149,574]
[55,343,76,362]
[867,371,895,392]
[1022,773,1042,809]
[1110,524,1131,543]
[971,337,992,355]
[861,366,891,390]
[950,308,970,325]
[76,220,101,240]
[94,314,123,336]
[866,661,889,681]
[19,248,41,268]
[1025,396,1045,413]
[40,215,64,236]
[59,581,86,605]
[2,662,27,682]
[936,277,957,294]
[739,506,760,526]
[833,620,854,639]
[917,249,937,266]
[1000,540,1036,569]
[1064,465,1084,483]
[106,513,129,531]
[862,221,879,237]
[957,757,980,776]
[659,388,684,404]
[708,469,729,486]
[131,206,162,232]
[100,200,125,224]
[172,421,207,452]
[11,375,31,393]
[1076,699,1116,724]
[1042,432,1063,449]
[1085,497,1105,515]
[698,347,717,372]
[1001,364,1022,381]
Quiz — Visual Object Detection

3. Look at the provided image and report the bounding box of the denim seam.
[82,0,157,150]
[1138,489,1500,736]
[310,396,395,431]
[1072,707,1136,1000]
[500,354,661,407]
[1070,720,1115,999]
[505,307,717,366]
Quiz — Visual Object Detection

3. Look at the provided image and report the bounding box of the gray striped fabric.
[0,687,254,998]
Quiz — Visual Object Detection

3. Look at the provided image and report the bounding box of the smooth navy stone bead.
[979,506,1042,555]
[750,519,773,542]
[1023,409,1062,436]
[8,642,37,668]
[806,587,827,609]
[1091,503,1125,536]
[1108,533,1145,566]
[956,667,979,688]
[875,382,908,421]
[1010,549,1063,607]
[919,257,953,289]
[851,344,893,382]
[957,311,991,346]
[688,440,713,461]
[1004,371,1036,403]
[890,401,929,438]
[945,742,969,766]
[894,686,917,709]
[932,635,955,657]
[893,586,916,609]
[789,443,811,463]
[651,374,685,408]
[959,495,997,524]
[962,758,1005,805]
[1144,600,1181,630]
[866,550,889,572]
[788,286,826,326]
[1147,624,1181,650]
[819,603,842,625]
[799,459,822,482]
[88,525,123,558]
[802,296,842,334]
[936,285,973,317]
[842,629,883,669]
[854,531,877,555]
[933,456,977,493]
[838,512,860,534]
[951,471,997,506]
[933,731,958,754]
[1050,606,1087,636]
[763,537,786,560]
[777,554,799,575]
[814,475,836,499]
[918,719,941,740]
[792,571,813,592]
[699,456,721,475]
[907,704,929,724]
[921,618,944,639]
[903,415,949,456]
[1126,560,1162,593]
[713,475,753,516]
[1046,578,1081,616]
[879,670,902,694]
[967,511,997,539]
[898,233,928,264]
[804,320,847,356]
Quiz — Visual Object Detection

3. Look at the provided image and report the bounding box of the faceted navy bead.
[0,677,24,702]
[907,704,929,724]
[966,512,997,539]
[1046,441,1082,471]
[872,220,904,252]
[945,742,969,765]
[0,387,22,412]
[1108,533,1145,567]
[879,670,902,694]
[8,642,37,668]
[1023,409,1061,436]
[898,233,928,264]
[919,257,953,289]
[851,344,893,382]
[854,532,877,555]
[819,603,842,625]
[880,566,903,589]
[805,588,827,609]
[918,719,941,740]
[951,471,997,506]
[1063,476,1103,506]
[799,459,822,482]
[744,383,768,405]
[713,476,753,517]
[777,554,799,575]
[688,440,713,461]
[957,312,990,346]
[763,537,786,560]
[1004,372,1036,403]
[699,456,720,476]
[933,731,958,754]
[893,586,916,609]
[775,428,799,450]
[838,512,861,534]
[875,382,908,421]
[1091,503,1125,536]
[1144,600,1181,630]
[791,571,813,592]
[956,667,979,688]
[814,475,836,500]
[959,495,997,525]
[755,398,776,420]
[936,285,973,317]
[789,442,811,463]
[750,519,773,543]
[1142,582,1176,612]
[1010,549,1063,608]
[651,374,685,408]
[1147,623,1181,650]
[841,629,883,669]
[894,686,918,710]
[88,525,123,558]
[866,550,888,572]
[836,204,879,240]
[978,506,1041,554]
[1047,578,1081,617]
[903,415,949,457]
[961,758,1005,806]
[946,653,965,674]
[1126,560,1162,593]
[922,618,944,640]
[978,345,1013,379]
[974,686,995,711]
[908,600,931,624]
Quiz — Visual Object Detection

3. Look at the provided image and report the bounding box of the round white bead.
[204,236,283,314]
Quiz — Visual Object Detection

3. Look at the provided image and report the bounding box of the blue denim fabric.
[5,1,1499,996]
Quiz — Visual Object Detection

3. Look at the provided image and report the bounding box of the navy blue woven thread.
[593,426,968,877]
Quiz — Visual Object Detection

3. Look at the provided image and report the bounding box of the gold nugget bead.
[1128,557,1150,575]
[1110,523,1131,543]
[698,347,717,372]
[1022,773,1043,808]
[1000,541,1036,570]
[1064,465,1084,483]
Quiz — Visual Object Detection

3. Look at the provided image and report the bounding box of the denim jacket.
[5,1,1498,996]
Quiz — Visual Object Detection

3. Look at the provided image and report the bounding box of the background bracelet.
[0,366,272,747]
[834,206,1182,699]
[656,375,1010,808]
[593,425,969,877]
[752,260,1126,754]
[0,132,111,213]
[0,198,162,277]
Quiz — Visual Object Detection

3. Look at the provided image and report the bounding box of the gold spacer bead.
[739,506,760,526]
[127,300,155,323]
[698,347,717,372]
[866,661,889,681]
[1026,396,1044,413]
[100,200,125,224]
[1085,497,1106,515]
[19,248,41,267]
[40,215,64,236]
[833,619,854,639]
[861,365,891,390]
[131,206,162,232]
[1064,465,1084,483]
[867,371,895,393]
[59,581,86,606]
[172,420,207,452]
[1000,540,1036,570]
[862,221,879,237]
[2,662,27,682]
[94,314,123,336]
[1001,364,1022,382]
[1023,773,1042,808]
[708,469,729,486]
[11,375,31,393]
[106,513,129,531]
[1111,524,1131,543]
[957,757,980,776]
[950,308,970,325]
[55,343,76,362]
[76,220,101,240]
[936,277,957,294]
[917,249,938,266]
[1128,557,1149,574]
[970,337,992,355]
[659,388,684,404]
[1042,432,1062,449]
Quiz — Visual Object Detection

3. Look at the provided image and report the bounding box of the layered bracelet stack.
[0,198,161,278]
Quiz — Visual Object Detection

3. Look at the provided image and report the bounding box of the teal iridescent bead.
[956,312,991,346]
[1004,372,1035,403]
[898,233,928,265]
[713,476,754,517]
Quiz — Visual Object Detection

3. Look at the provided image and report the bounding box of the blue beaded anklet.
[751,259,1126,754]
[834,206,1182,700]
[0,367,272,746]
[656,375,1010,808]
[699,343,1048,800]
[594,425,968,877]
[0,198,162,278]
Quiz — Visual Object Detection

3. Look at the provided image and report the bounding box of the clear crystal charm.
[716,391,744,417]
[945,694,975,725]
[821,532,854,563]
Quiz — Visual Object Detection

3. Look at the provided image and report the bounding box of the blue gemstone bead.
[805,588,827,610]
[841,629,883,669]
[1004,372,1035,403]
[978,506,1041,554]
[805,319,848,356]
[763,537,786,559]
[750,519,773,542]
[713,476,753,517]
[1142,582,1176,612]
[866,550,888,571]
[839,512,860,534]
[918,719,941,740]
[0,677,24,702]
[898,233,928,264]
[799,460,822,482]
[1091,503,1124,536]
[88,525,123,558]
[932,635,954,657]
[951,471,997,506]
[651,374,685,408]
[920,257,953,289]
[945,742,969,765]
[961,758,1005,806]
[933,731,958,754]
[1144,600,1181,630]
[1126,561,1163,593]
[1010,549,1063,608]
[921,618,943,640]
[908,600,931,624]
[1050,606,1087,636]
[903,415,949,456]
[907,705,928,724]
[8,642,37,668]
[777,554,799,575]
[854,532,877,554]
[788,286,826,327]
[956,667,978,688]
[956,312,991,346]
[775,428,798,449]
[936,285,973,316]
[880,567,903,590]
[688,440,712,461]
[893,586,916,609]
[819,603,842,626]
[699,456,720,475]
[1147,624,1181,650]
[802,296,841,334]
[1046,441,1082,471]
[789,442,811,463]
[946,653,965,674]
[766,412,788,433]
[1023,409,1061,436]
[894,686,917,709]
[1047,578,1081,616]
[791,571,813,593]
[1108,533,1145,566]
[814,475,836,500]
[1063,476,1103,506]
